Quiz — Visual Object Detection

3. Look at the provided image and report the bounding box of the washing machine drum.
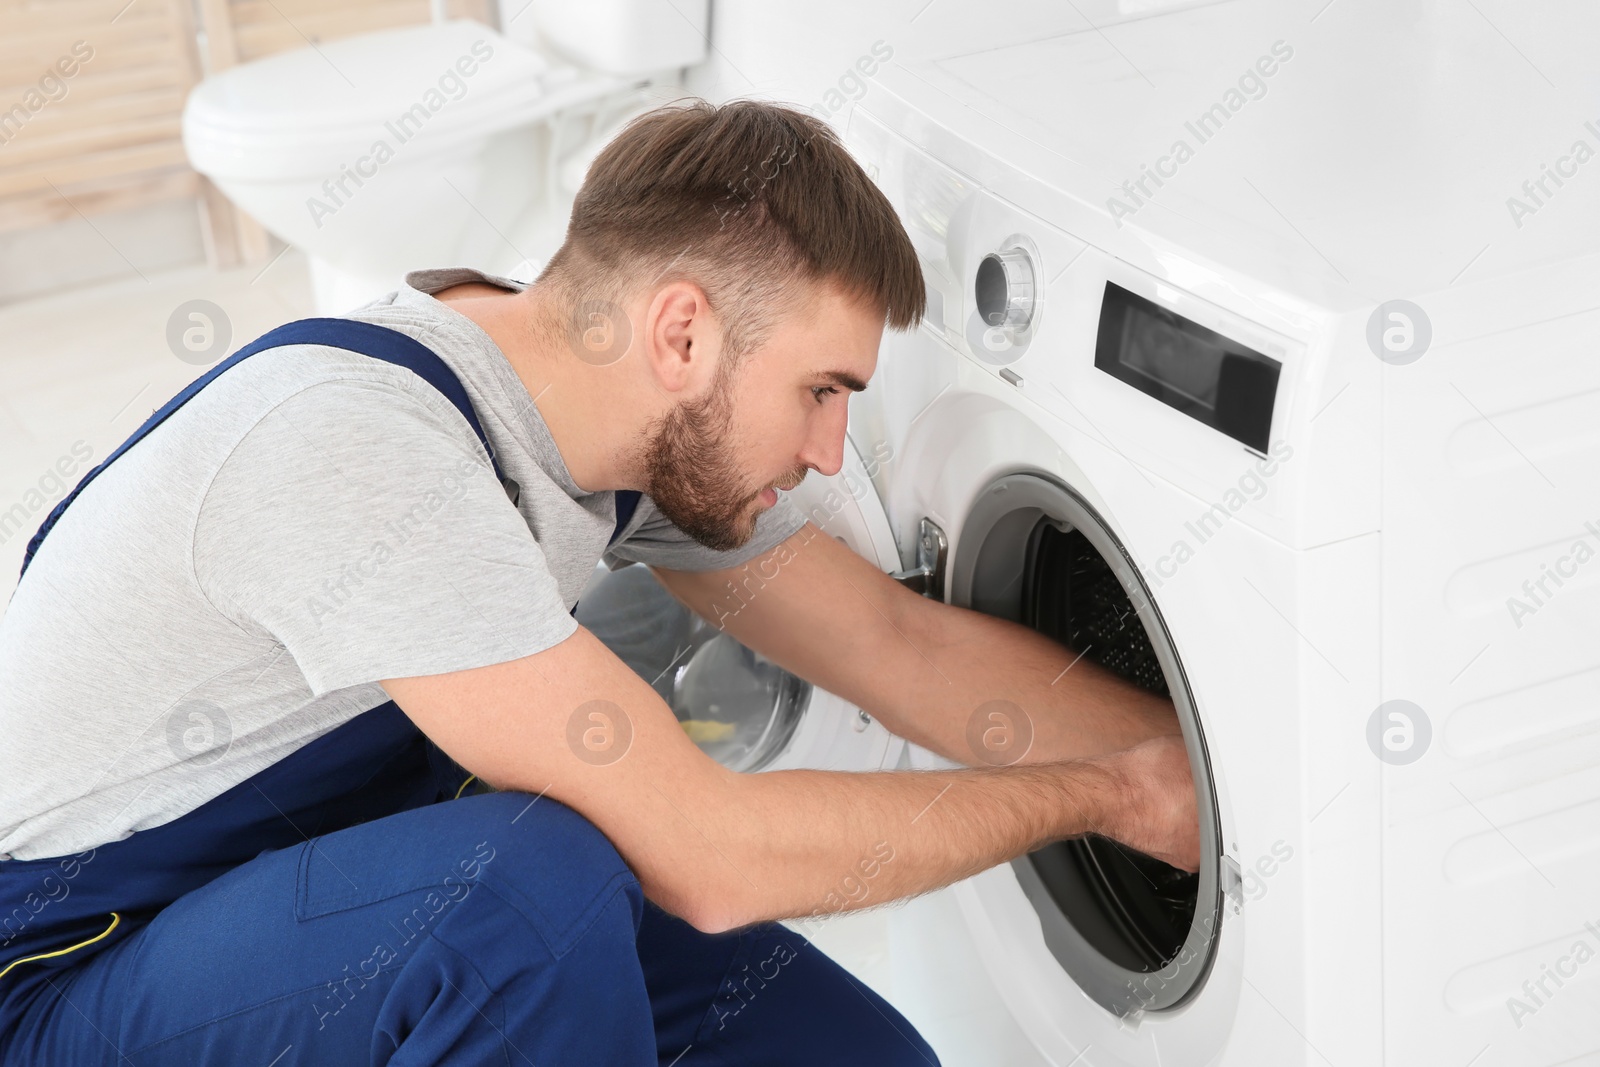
[575,562,811,772]
[1022,522,1198,972]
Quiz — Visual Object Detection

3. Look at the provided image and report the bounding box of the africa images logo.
[304,40,495,229]
[1106,40,1294,227]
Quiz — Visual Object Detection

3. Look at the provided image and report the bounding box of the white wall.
[684,0,1104,118]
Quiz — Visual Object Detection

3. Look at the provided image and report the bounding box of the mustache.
[773,469,809,493]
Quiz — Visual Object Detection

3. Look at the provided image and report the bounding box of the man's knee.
[448,791,643,958]
[458,790,630,882]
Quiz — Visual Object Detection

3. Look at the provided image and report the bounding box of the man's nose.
[798,404,848,477]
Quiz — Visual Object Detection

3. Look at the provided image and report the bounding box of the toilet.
[182,0,708,312]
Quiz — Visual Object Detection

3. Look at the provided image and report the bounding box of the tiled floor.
[0,251,1049,1065]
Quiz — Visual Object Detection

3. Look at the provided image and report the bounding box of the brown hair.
[534,97,925,369]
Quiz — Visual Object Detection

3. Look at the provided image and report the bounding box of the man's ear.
[644,281,720,396]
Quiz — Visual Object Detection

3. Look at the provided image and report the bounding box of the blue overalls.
[0,319,940,1066]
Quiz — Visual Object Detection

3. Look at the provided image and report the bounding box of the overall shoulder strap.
[611,488,641,543]
[19,318,513,582]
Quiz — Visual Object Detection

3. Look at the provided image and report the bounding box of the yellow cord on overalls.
[0,912,122,982]
[2,770,487,982]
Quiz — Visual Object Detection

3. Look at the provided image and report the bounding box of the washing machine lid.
[861,0,1600,305]
[183,20,596,178]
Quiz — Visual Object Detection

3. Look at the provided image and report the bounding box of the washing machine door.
[575,433,906,775]
[907,473,1236,1067]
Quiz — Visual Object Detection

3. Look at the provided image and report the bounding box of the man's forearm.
[873,598,1181,767]
[692,756,1127,932]
[653,529,1178,768]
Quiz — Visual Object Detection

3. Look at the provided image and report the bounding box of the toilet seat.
[184,20,625,181]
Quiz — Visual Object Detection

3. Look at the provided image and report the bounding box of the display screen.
[1094,282,1280,452]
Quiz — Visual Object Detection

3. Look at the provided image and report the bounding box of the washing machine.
[833,0,1597,1064]
[579,2,1600,1063]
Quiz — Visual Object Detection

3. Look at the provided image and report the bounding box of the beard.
[643,370,770,553]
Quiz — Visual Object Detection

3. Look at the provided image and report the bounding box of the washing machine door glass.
[575,562,810,772]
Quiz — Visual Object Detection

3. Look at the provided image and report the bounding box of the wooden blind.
[0,0,202,234]
[229,0,438,63]
[0,0,493,256]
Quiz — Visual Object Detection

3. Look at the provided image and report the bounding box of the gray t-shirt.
[0,267,807,861]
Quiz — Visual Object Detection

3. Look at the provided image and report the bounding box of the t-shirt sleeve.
[602,490,809,573]
[194,378,576,697]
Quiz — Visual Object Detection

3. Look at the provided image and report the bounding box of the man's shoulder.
[192,343,473,444]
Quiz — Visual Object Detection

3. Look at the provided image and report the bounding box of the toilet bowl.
[182,0,708,312]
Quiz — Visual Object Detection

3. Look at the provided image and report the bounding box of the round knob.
[975,247,1036,329]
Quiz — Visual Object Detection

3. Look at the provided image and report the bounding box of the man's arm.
[381,623,1196,936]
[649,521,1182,769]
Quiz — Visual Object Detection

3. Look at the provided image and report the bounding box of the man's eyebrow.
[820,370,869,393]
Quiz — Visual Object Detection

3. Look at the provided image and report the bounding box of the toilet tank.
[501,0,709,75]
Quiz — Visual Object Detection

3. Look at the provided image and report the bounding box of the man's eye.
[811,386,840,403]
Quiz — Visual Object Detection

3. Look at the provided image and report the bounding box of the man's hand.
[1094,734,1201,873]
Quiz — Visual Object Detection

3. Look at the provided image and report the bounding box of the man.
[0,99,1196,1065]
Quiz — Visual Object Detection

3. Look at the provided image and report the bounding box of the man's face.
[644,280,883,552]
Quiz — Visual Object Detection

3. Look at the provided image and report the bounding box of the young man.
[0,99,1195,1065]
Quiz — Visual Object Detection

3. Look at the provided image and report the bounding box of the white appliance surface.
[755,3,1600,1065]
